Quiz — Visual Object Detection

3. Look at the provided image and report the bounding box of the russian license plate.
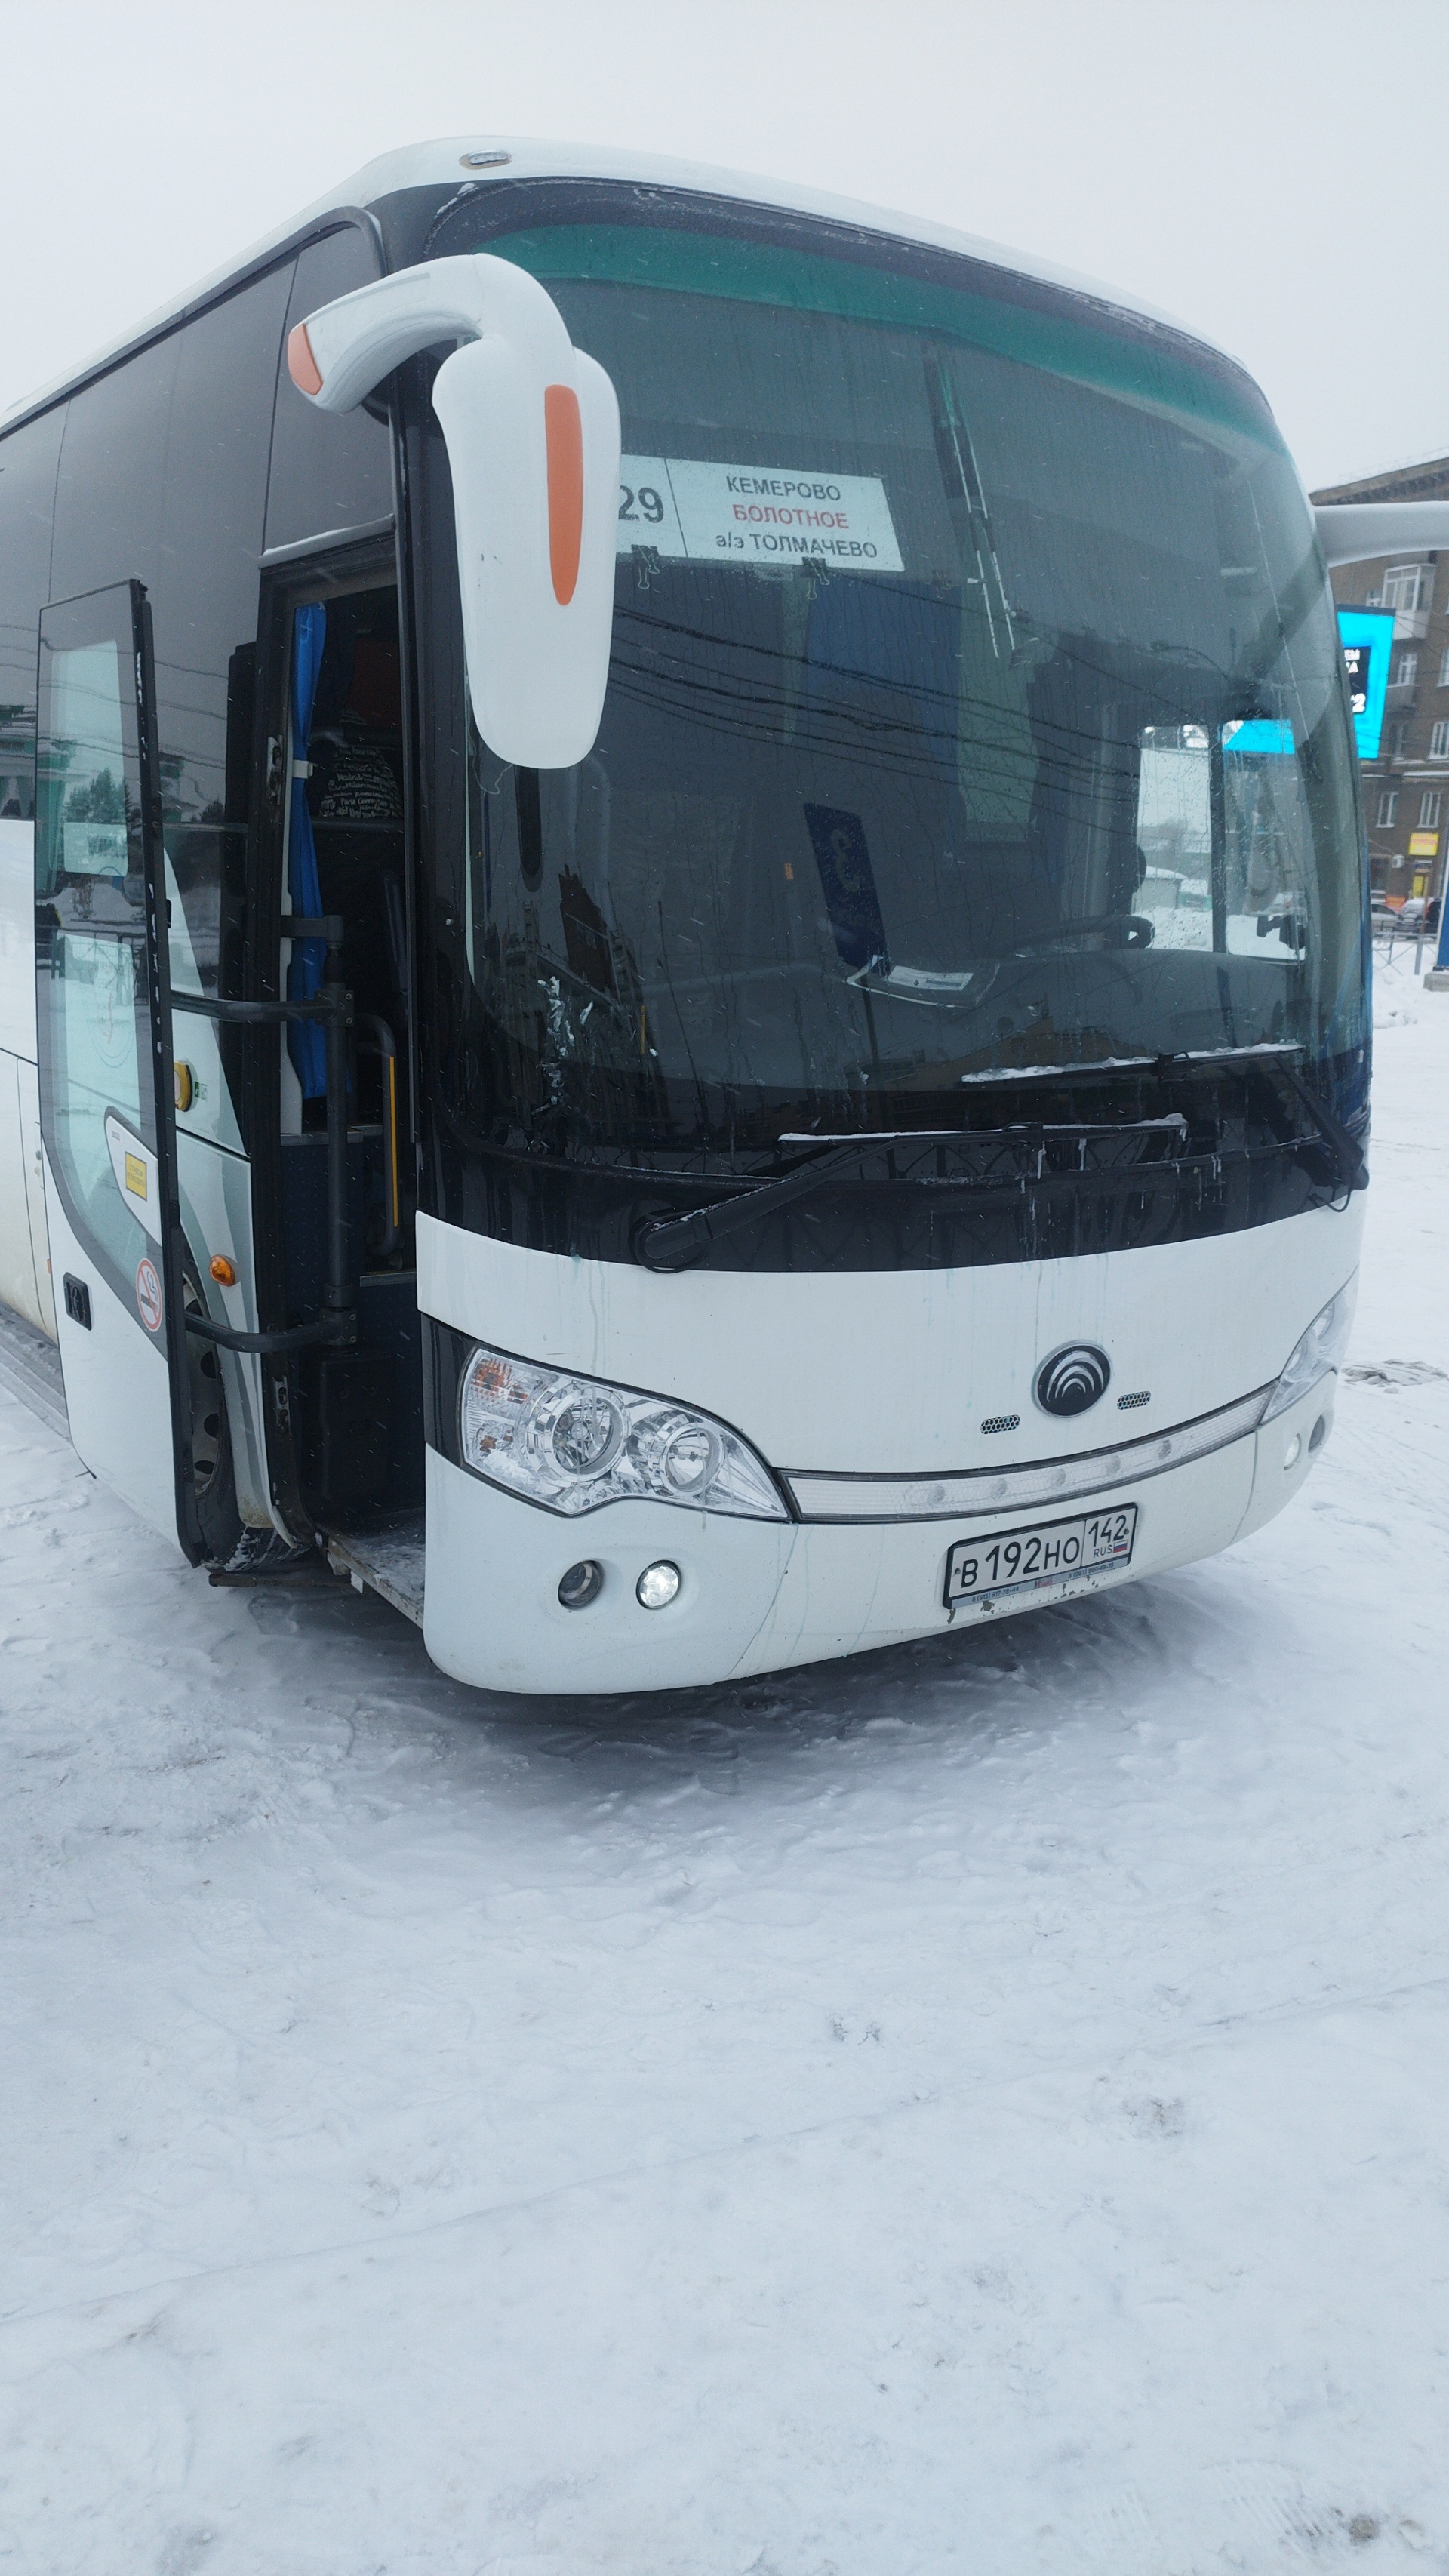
[943,1503,1137,1607]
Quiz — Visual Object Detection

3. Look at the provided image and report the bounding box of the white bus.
[0,140,1432,1694]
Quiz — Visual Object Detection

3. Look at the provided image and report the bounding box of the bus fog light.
[459,1342,786,1520]
[558,1559,604,1609]
[1283,1433,1301,1470]
[1263,1277,1357,1423]
[636,1560,681,1609]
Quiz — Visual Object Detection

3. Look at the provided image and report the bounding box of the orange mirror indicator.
[543,383,584,605]
[208,1255,238,1288]
[288,322,324,397]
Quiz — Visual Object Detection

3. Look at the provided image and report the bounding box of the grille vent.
[980,1414,1020,1435]
[1117,1390,1151,1411]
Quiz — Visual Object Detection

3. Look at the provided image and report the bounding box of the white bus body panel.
[0,1051,51,1334]
[41,1151,179,1545]
[418,1204,1362,1694]
[18,1058,54,1336]
[173,1128,277,1535]
[423,1371,1334,1697]
[417,1205,1362,1479]
[0,785,269,1525]
[0,817,53,1337]
[0,1051,39,1326]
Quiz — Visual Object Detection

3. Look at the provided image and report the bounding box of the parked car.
[1373,897,1435,937]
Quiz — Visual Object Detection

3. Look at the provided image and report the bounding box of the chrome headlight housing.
[458,1343,788,1520]
[1262,1276,1357,1423]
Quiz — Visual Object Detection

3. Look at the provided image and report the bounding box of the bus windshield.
[454,211,1363,1164]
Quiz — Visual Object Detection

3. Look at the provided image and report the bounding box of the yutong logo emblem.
[1035,1344,1111,1417]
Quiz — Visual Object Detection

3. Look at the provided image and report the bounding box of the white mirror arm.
[288,253,574,411]
[285,248,620,770]
[1315,500,1449,567]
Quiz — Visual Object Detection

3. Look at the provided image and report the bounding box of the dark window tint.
[51,334,179,603]
[0,406,65,816]
[447,223,1360,1170]
[302,584,407,1035]
[266,229,394,552]
[159,265,293,995]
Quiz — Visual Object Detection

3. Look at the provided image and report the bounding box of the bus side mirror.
[288,254,621,770]
[1315,498,1449,565]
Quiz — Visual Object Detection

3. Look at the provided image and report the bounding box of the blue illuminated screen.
[1337,607,1395,760]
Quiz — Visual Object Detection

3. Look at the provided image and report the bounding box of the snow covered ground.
[2,968,1447,2576]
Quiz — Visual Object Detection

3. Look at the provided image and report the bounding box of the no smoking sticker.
[135,1257,163,1334]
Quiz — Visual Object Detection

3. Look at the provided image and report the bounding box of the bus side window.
[0,408,66,1336]
[266,229,395,554]
[161,266,294,1011]
[0,408,65,836]
[51,337,177,605]
[0,408,65,1070]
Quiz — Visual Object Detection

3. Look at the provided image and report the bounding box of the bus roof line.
[1,136,1243,445]
[0,205,386,445]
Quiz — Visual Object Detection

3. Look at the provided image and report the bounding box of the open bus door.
[33,582,203,1559]
[35,579,358,1567]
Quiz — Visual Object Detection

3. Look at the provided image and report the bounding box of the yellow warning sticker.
[124,1151,148,1200]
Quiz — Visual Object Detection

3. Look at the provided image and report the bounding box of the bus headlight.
[458,1343,788,1520]
[1262,1277,1357,1423]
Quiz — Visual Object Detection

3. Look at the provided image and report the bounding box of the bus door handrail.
[171,914,358,1353]
[354,1011,400,1261]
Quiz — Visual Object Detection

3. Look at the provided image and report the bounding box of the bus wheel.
[182,1268,243,1564]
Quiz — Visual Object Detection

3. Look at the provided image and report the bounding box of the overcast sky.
[2,0,1440,493]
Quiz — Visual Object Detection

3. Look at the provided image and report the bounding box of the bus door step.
[325,1513,426,1627]
[0,1303,69,1444]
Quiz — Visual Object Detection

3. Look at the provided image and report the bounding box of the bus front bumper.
[420,1376,1331,1696]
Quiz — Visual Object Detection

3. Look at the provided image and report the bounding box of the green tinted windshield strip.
[491,223,1279,448]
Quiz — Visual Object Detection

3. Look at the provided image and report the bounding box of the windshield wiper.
[1152,1043,1366,1190]
[634,1131,960,1271]
[632,1045,1365,1270]
[952,1042,1303,1087]
[1280,1063,1368,1193]
[636,1105,1183,1271]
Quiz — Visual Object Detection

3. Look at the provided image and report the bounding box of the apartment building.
[1312,451,1449,908]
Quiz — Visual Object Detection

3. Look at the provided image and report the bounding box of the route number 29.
[619,484,666,525]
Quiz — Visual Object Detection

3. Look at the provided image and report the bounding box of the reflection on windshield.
[460,226,1362,1165]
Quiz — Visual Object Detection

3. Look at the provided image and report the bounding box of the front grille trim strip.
[784,1383,1275,1523]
